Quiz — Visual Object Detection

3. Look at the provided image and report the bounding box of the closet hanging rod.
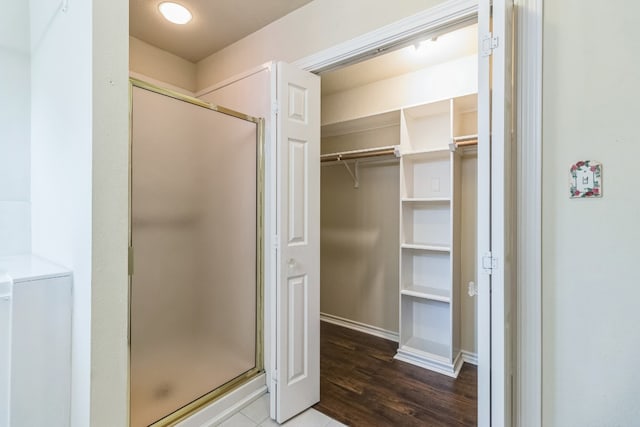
[320,145,399,163]
[453,134,478,142]
[455,139,478,147]
[452,134,478,148]
[449,135,478,153]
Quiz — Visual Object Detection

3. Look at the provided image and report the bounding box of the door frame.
[293,0,543,424]
[514,0,543,424]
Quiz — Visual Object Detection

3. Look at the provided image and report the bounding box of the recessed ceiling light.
[158,2,192,25]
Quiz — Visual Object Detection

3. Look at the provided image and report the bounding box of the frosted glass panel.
[130,86,259,426]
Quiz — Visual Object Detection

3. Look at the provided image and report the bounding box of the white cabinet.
[0,274,10,427]
[0,255,72,427]
[395,95,476,377]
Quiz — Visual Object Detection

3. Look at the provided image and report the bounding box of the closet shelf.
[401,197,450,204]
[401,147,451,158]
[401,286,450,303]
[401,243,450,252]
[399,337,450,360]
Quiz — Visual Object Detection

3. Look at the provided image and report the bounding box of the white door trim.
[515,0,543,425]
[294,0,544,424]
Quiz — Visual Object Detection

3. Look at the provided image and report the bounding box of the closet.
[319,24,478,378]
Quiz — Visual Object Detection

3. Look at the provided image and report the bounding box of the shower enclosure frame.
[127,78,266,427]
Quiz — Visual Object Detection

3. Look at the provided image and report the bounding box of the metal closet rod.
[320,145,399,163]
[452,134,478,148]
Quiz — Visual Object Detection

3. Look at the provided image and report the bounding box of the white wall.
[30,2,92,423]
[30,1,129,426]
[130,36,197,93]
[195,0,448,91]
[543,0,640,424]
[0,1,30,256]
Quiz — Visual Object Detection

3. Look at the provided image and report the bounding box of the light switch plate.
[570,160,602,198]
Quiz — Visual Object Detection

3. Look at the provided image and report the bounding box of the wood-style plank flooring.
[313,321,477,427]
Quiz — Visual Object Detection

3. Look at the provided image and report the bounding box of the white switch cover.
[431,177,440,193]
[569,160,602,198]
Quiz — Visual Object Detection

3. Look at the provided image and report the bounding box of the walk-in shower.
[129,79,264,426]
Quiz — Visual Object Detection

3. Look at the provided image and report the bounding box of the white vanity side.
[0,272,11,427]
[0,255,72,427]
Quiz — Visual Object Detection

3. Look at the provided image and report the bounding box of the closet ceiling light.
[410,39,434,56]
[158,2,192,25]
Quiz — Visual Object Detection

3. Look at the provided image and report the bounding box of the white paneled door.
[274,62,321,424]
[478,0,515,426]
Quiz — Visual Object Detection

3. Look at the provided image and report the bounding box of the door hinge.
[481,33,499,57]
[272,102,279,115]
[482,251,497,275]
[128,246,134,276]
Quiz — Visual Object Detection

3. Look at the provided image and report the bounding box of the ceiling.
[130,3,476,96]
[130,0,314,63]
[321,24,477,96]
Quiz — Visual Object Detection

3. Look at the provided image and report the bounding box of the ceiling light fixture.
[158,2,192,25]
[410,38,437,56]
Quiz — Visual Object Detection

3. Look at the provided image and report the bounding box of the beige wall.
[321,127,400,334]
[130,36,197,93]
[322,55,477,126]
[543,0,640,424]
[195,0,447,91]
[91,1,129,426]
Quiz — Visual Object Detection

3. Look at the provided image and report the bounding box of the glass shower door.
[130,82,263,427]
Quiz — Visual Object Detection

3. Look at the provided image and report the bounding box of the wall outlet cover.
[569,160,602,198]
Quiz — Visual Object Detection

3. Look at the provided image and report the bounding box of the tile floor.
[217,394,346,427]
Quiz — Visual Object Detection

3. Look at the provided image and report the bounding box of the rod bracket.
[343,160,360,189]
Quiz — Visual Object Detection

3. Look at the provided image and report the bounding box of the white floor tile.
[325,419,348,427]
[241,394,270,424]
[258,418,280,427]
[219,412,257,427]
[282,408,333,427]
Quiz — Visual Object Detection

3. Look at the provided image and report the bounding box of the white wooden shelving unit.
[395,94,477,377]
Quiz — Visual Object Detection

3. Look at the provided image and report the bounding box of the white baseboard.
[461,350,478,366]
[320,313,399,342]
[176,374,267,427]
[394,347,463,378]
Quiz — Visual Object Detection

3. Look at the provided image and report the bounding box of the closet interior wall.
[321,125,401,335]
[320,42,478,356]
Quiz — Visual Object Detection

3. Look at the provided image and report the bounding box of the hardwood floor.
[313,321,477,427]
